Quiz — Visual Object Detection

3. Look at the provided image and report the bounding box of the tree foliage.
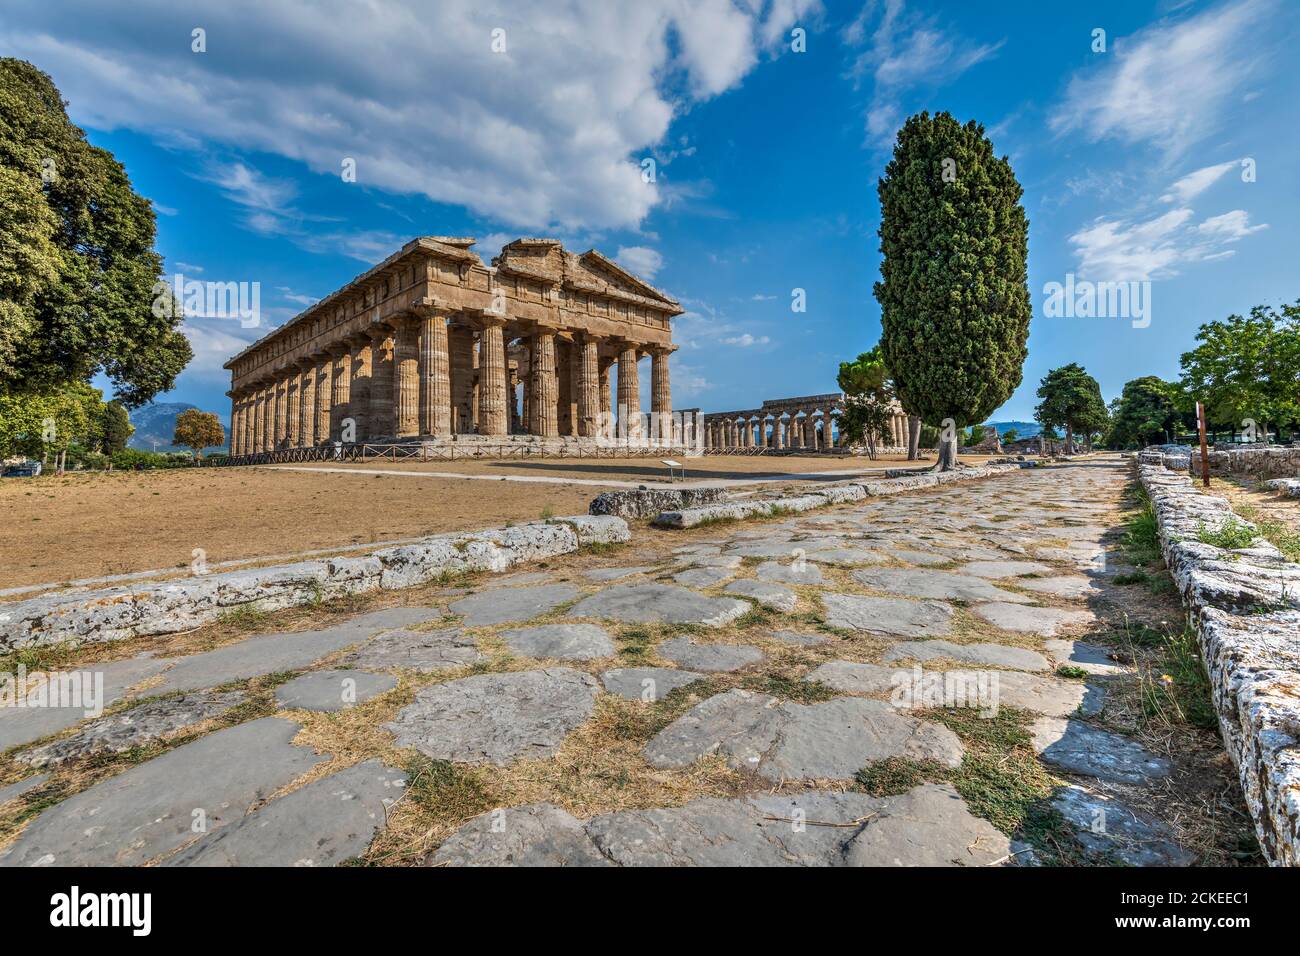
[1034,363,1109,448]
[0,57,191,405]
[875,111,1031,468]
[173,408,224,458]
[1105,376,1182,449]
[837,346,896,459]
[1177,302,1300,441]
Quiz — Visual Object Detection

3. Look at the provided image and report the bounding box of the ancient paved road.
[0,458,1196,866]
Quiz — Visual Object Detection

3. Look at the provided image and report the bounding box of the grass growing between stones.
[852,706,1083,865]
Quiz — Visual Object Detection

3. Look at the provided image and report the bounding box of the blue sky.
[4,0,1296,424]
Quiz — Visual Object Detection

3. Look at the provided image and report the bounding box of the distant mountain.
[127,402,229,453]
[984,421,1041,439]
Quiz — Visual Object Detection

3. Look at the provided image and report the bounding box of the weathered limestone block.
[1137,461,1300,864]
[0,515,628,651]
[589,488,729,519]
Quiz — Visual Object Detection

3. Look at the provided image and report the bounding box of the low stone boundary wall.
[589,487,729,519]
[1137,463,1300,865]
[651,463,1019,529]
[1263,478,1300,498]
[1192,446,1300,481]
[0,515,630,651]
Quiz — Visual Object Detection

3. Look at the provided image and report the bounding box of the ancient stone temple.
[224,237,692,457]
[701,393,908,452]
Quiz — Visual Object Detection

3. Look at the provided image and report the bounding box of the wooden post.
[1197,401,1210,488]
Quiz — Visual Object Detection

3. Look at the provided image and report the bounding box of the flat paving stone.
[340,627,482,672]
[274,669,396,712]
[583,566,653,582]
[478,571,554,589]
[571,584,750,628]
[672,567,735,588]
[960,561,1054,579]
[1030,717,1171,784]
[723,579,797,612]
[17,691,246,767]
[754,560,824,584]
[804,547,885,566]
[841,783,1011,866]
[501,623,616,661]
[644,689,963,780]
[1050,785,1195,866]
[677,554,743,569]
[992,671,1105,717]
[152,607,443,694]
[1044,639,1126,676]
[599,667,706,702]
[884,549,956,566]
[973,602,1095,636]
[851,568,1034,604]
[450,584,580,627]
[384,668,599,766]
[656,637,764,673]
[822,593,953,638]
[1016,575,1103,599]
[0,773,49,805]
[764,629,833,647]
[430,803,613,867]
[883,639,1051,672]
[0,718,326,867]
[169,759,407,867]
[0,654,170,751]
[804,660,899,695]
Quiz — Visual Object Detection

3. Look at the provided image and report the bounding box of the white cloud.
[751,293,776,301]
[1,0,814,232]
[722,333,771,347]
[1160,160,1240,203]
[614,245,664,280]
[1067,205,1266,281]
[1050,0,1270,156]
[845,0,1003,145]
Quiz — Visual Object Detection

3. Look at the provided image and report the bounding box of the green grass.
[1055,665,1090,680]
[1232,503,1300,561]
[1137,625,1218,731]
[1112,570,1150,586]
[1196,518,1257,550]
[403,754,496,820]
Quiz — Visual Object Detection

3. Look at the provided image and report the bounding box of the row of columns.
[229,310,672,455]
[886,412,910,448]
[703,412,837,451]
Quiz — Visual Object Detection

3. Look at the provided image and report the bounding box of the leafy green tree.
[173,409,224,459]
[98,400,133,453]
[1105,376,1181,448]
[1178,302,1300,444]
[875,111,1031,470]
[1034,363,1108,452]
[1002,428,1018,444]
[837,347,896,459]
[0,58,191,405]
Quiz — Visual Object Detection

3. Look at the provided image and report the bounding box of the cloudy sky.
[4,0,1296,422]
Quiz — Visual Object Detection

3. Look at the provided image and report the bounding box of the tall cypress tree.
[875,111,1031,469]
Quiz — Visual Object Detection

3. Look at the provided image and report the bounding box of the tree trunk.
[934,433,959,471]
[1065,424,1074,454]
[907,414,921,460]
[55,449,66,476]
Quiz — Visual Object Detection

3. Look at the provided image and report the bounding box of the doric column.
[617,345,640,440]
[449,322,475,433]
[253,388,265,452]
[349,337,372,441]
[825,412,835,448]
[228,395,240,456]
[272,375,287,448]
[599,356,615,438]
[314,355,331,445]
[298,361,316,447]
[369,325,395,439]
[330,350,349,441]
[577,334,600,438]
[529,327,558,438]
[776,417,786,450]
[418,306,452,437]
[650,348,672,442]
[284,372,300,448]
[242,393,253,455]
[477,317,508,435]
[392,316,420,439]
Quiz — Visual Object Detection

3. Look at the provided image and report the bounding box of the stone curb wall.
[589,487,730,519]
[650,464,1020,529]
[1192,446,1300,481]
[0,515,630,651]
[1137,463,1300,865]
